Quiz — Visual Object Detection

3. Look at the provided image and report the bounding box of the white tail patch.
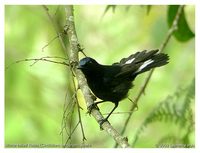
[136,59,154,72]
[125,58,135,64]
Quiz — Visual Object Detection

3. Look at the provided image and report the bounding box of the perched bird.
[78,49,169,125]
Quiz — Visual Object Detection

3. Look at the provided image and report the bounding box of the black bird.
[78,49,169,125]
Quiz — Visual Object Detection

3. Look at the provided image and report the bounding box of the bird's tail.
[115,49,169,76]
[134,50,169,74]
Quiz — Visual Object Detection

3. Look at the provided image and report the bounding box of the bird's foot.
[87,103,99,114]
[98,118,110,130]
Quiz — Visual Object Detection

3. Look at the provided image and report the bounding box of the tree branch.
[115,5,185,148]
[64,5,130,148]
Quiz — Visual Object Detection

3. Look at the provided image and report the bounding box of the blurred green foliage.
[5,5,195,148]
[168,5,195,42]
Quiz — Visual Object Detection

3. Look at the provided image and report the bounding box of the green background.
[5,5,195,148]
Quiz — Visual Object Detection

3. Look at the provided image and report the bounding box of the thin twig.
[64,121,79,147]
[73,85,87,142]
[160,5,184,52]
[43,5,88,146]
[76,99,87,142]
[43,5,81,146]
[42,35,59,52]
[102,111,137,115]
[6,56,69,70]
[64,95,77,146]
[60,87,74,145]
[42,5,69,58]
[115,5,185,148]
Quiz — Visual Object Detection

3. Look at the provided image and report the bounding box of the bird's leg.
[99,102,119,129]
[87,100,105,114]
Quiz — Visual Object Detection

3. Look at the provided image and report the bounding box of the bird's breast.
[86,76,131,102]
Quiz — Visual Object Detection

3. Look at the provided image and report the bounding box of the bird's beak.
[77,65,83,69]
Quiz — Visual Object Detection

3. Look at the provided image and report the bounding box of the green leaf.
[101,5,116,19]
[104,5,116,14]
[167,5,195,42]
[146,5,152,15]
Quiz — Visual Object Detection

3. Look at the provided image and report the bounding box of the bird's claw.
[98,118,110,130]
[87,103,99,114]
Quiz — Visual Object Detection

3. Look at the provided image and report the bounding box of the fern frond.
[132,78,195,147]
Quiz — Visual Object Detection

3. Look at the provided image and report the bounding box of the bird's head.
[78,57,100,74]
